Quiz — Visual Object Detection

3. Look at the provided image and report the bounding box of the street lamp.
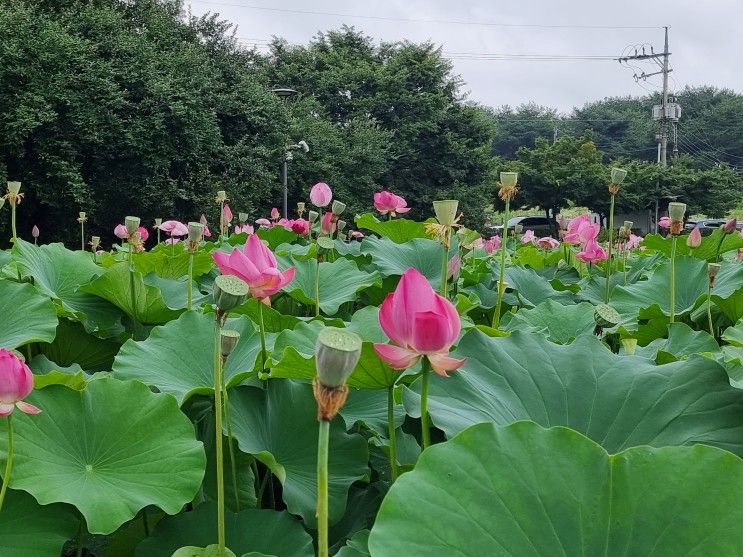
[271,87,307,218]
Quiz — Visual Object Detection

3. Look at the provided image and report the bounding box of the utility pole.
[660,26,669,165]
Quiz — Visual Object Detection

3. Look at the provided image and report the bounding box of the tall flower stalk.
[707,263,721,336]
[313,327,362,557]
[668,202,686,323]
[4,182,23,244]
[77,212,87,251]
[219,330,242,512]
[212,276,249,555]
[186,222,205,311]
[124,216,142,336]
[216,190,228,242]
[387,385,398,480]
[604,168,627,303]
[493,172,518,328]
[430,200,460,298]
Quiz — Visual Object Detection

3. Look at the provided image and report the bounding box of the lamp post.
[271,87,308,218]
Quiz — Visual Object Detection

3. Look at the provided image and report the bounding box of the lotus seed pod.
[668,202,687,221]
[125,216,140,234]
[238,212,249,223]
[216,190,227,202]
[188,222,204,243]
[6,181,21,195]
[499,172,518,188]
[315,327,362,388]
[623,221,633,230]
[594,304,620,328]
[433,200,459,226]
[220,329,240,357]
[621,338,638,355]
[337,220,347,232]
[213,275,249,312]
[90,236,100,248]
[610,167,628,185]
[79,211,87,220]
[308,210,319,223]
[331,200,346,216]
[297,202,306,212]
[154,218,162,227]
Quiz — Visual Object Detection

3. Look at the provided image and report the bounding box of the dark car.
[489,215,557,236]
[685,218,743,235]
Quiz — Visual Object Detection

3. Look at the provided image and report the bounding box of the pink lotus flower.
[222,204,233,225]
[373,268,466,377]
[0,349,41,416]
[138,226,149,242]
[447,255,461,280]
[200,214,212,238]
[576,239,608,263]
[350,230,364,239]
[234,224,254,235]
[659,217,671,229]
[32,225,39,239]
[159,220,188,237]
[271,207,280,221]
[165,238,181,245]
[114,224,128,239]
[291,218,310,236]
[374,191,411,216]
[521,230,536,244]
[687,227,702,248]
[310,182,333,207]
[626,234,642,250]
[563,215,599,245]
[536,236,560,250]
[321,211,336,234]
[213,234,296,301]
[255,218,271,227]
[484,235,501,254]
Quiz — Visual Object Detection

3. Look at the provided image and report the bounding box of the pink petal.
[378,293,405,344]
[427,353,467,377]
[373,343,420,370]
[0,403,14,416]
[244,234,276,271]
[392,268,438,344]
[16,401,41,414]
[411,310,452,353]
[228,249,262,282]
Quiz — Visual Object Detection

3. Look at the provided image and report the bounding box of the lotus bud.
[215,190,227,203]
[708,262,721,287]
[687,227,702,248]
[668,202,686,221]
[621,338,638,355]
[154,218,162,227]
[499,172,518,188]
[308,210,319,223]
[6,181,21,195]
[610,168,627,185]
[433,200,459,226]
[125,216,140,234]
[238,212,249,223]
[315,327,362,389]
[337,220,347,232]
[724,218,737,234]
[32,225,39,239]
[220,329,240,357]
[213,274,249,312]
[331,200,346,216]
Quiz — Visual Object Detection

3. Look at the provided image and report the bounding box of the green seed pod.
[621,338,638,355]
[433,200,459,226]
[125,216,140,234]
[668,202,687,222]
[315,327,362,388]
[220,329,241,357]
[213,275,249,311]
[611,167,628,185]
[594,304,621,328]
[331,200,346,216]
[79,211,87,220]
[297,202,306,212]
[188,222,204,243]
[154,218,162,227]
[308,210,319,223]
[499,172,518,188]
[623,221,633,230]
[216,190,227,202]
[337,220,347,232]
[238,212,249,223]
[6,181,21,195]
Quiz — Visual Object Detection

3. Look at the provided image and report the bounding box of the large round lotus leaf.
[354,213,428,244]
[227,380,369,526]
[405,329,743,455]
[135,504,313,557]
[0,279,57,348]
[38,318,121,372]
[503,265,576,307]
[12,239,123,335]
[113,311,261,404]
[0,378,205,534]
[369,421,743,556]
[0,489,78,557]
[359,236,443,287]
[501,299,595,343]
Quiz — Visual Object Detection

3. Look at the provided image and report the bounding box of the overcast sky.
[187,0,740,113]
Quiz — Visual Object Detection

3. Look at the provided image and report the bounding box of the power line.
[193,1,662,30]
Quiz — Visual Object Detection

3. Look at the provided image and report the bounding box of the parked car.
[489,215,557,236]
[684,219,743,235]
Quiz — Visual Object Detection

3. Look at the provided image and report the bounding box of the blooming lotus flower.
[321,211,336,234]
[659,216,671,229]
[310,182,332,207]
[563,215,599,245]
[213,234,296,301]
[374,191,411,216]
[291,218,310,236]
[521,230,536,244]
[255,218,271,227]
[0,349,41,416]
[164,238,181,245]
[536,236,560,250]
[484,235,501,254]
[159,220,188,236]
[138,226,149,242]
[687,227,702,248]
[447,255,461,280]
[199,214,212,237]
[576,239,608,263]
[374,268,466,377]
[271,207,280,221]
[114,224,128,239]
[626,234,642,250]
[222,204,233,224]
[234,224,254,234]
[350,230,364,239]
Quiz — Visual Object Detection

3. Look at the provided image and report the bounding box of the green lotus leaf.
[644,228,743,261]
[0,279,57,349]
[30,354,88,390]
[37,318,121,372]
[135,504,312,557]
[354,213,428,244]
[227,380,368,526]
[405,329,743,455]
[0,378,205,534]
[501,299,596,343]
[636,322,719,363]
[112,311,261,405]
[134,249,214,279]
[369,421,743,556]
[360,236,446,287]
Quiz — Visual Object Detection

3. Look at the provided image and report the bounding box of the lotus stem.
[258,301,267,373]
[387,385,398,481]
[142,508,149,536]
[222,384,240,512]
[420,357,432,450]
[708,283,715,337]
[670,235,677,323]
[128,246,139,338]
[0,414,13,512]
[492,200,510,328]
[314,257,321,317]
[157,229,161,245]
[10,201,17,244]
[439,232,449,298]
[213,320,226,555]
[187,251,194,311]
[75,515,85,557]
[316,419,330,557]
[605,194,616,303]
[80,221,85,251]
